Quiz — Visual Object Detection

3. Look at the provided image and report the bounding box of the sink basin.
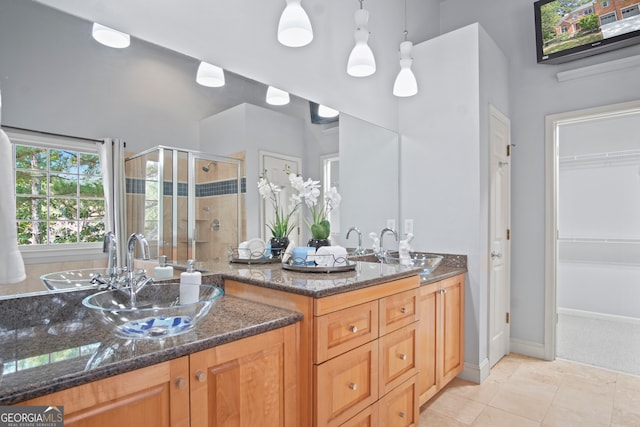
[40,268,114,291]
[82,283,223,338]
[380,252,444,274]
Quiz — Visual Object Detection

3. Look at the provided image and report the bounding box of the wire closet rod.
[1,124,104,144]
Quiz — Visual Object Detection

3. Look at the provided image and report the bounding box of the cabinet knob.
[399,411,406,418]
[398,353,407,361]
[175,376,187,389]
[400,307,407,314]
[349,325,358,333]
[348,382,358,391]
[195,370,206,382]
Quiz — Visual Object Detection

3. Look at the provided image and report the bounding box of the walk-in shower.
[125,146,244,263]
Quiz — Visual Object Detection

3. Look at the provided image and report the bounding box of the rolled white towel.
[314,246,348,267]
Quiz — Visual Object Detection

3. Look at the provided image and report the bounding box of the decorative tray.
[282,260,357,273]
[229,257,281,264]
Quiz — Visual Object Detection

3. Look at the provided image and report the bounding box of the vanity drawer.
[315,340,379,427]
[378,376,419,427]
[379,289,419,335]
[379,322,418,396]
[315,301,379,363]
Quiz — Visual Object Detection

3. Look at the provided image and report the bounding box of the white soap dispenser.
[180,259,201,304]
[154,255,174,280]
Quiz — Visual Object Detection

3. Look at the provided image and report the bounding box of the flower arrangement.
[289,174,341,241]
[257,172,298,239]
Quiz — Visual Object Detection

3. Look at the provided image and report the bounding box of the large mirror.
[0,0,399,297]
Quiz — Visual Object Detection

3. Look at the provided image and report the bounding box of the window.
[9,129,106,260]
[322,154,340,235]
[600,1,610,8]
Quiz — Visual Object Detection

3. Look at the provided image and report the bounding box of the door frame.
[543,99,640,360]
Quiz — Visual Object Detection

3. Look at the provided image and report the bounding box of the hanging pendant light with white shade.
[196,61,225,87]
[266,86,290,105]
[347,0,376,77]
[277,0,313,47]
[393,39,418,97]
[92,23,130,48]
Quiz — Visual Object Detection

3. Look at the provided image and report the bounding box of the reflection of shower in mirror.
[202,161,216,172]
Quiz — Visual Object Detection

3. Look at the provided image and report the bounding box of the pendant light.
[266,86,290,105]
[347,0,376,77]
[92,23,130,49]
[196,61,225,87]
[393,0,418,97]
[317,104,339,118]
[277,0,314,47]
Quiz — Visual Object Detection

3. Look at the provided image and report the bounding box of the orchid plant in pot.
[257,172,298,257]
[289,174,341,249]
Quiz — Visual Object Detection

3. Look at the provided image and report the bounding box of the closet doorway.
[545,100,640,375]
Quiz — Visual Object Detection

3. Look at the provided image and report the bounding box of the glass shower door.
[189,153,243,263]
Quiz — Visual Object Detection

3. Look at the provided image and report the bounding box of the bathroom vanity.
[0,256,466,427]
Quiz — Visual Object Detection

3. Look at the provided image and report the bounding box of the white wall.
[399,23,509,377]
[199,103,307,240]
[440,0,640,347]
[339,114,399,247]
[35,0,443,132]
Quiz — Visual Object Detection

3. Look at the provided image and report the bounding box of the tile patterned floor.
[419,353,640,426]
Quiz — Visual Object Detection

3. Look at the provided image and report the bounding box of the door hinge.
[507,229,510,240]
[506,312,510,324]
[507,145,511,156]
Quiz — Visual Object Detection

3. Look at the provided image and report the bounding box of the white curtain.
[0,89,26,284]
[98,138,127,269]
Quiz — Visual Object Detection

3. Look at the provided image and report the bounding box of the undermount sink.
[82,283,223,338]
[40,268,113,291]
[379,252,444,274]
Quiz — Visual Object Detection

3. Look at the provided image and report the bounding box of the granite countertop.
[0,289,301,405]
[184,252,468,298]
[0,254,466,405]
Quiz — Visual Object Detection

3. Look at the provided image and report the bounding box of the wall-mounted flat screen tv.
[534,0,640,64]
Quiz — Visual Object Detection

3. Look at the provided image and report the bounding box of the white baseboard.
[458,358,490,384]
[510,338,547,360]
[558,307,640,325]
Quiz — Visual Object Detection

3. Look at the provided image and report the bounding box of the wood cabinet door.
[379,289,419,336]
[440,275,465,385]
[315,340,379,427]
[315,301,379,363]
[377,377,418,427]
[418,283,438,405]
[21,357,190,427]
[379,322,418,397]
[190,325,298,427]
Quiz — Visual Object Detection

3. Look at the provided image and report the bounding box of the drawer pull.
[195,370,206,382]
[400,307,407,314]
[399,411,406,418]
[398,353,407,361]
[348,382,358,391]
[175,377,186,389]
[349,325,358,333]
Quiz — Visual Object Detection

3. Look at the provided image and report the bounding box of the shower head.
[202,161,216,172]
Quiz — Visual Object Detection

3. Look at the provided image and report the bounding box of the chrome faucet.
[91,231,120,289]
[125,233,152,303]
[346,227,366,256]
[379,227,398,255]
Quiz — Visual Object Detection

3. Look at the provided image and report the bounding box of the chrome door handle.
[491,251,502,260]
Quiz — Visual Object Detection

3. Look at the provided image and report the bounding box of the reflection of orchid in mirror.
[289,174,341,240]
[257,171,298,238]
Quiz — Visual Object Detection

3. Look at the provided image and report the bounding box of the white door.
[489,105,511,368]
[259,151,301,242]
